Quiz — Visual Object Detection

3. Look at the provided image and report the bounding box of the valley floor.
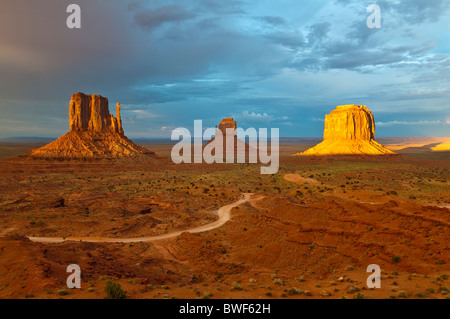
[0,140,448,299]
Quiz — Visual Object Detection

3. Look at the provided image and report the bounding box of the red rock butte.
[69,93,124,134]
[218,117,237,135]
[206,117,253,157]
[298,105,396,156]
[28,92,157,160]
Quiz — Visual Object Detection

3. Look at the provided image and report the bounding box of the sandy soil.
[0,140,448,299]
[381,137,450,151]
[284,174,319,185]
[28,194,261,243]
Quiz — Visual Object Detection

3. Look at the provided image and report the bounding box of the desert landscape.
[0,96,448,299]
[0,1,449,304]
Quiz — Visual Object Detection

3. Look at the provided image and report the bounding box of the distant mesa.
[218,117,237,134]
[207,117,251,156]
[28,92,158,160]
[297,105,396,156]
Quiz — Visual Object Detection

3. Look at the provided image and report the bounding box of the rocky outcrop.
[116,103,123,135]
[29,93,158,160]
[298,105,395,155]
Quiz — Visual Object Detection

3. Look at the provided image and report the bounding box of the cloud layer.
[0,0,449,138]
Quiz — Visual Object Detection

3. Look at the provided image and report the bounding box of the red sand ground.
[0,140,448,299]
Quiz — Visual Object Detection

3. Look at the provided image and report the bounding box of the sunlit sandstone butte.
[298,105,395,155]
[29,92,155,159]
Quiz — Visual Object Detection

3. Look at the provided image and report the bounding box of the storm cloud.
[0,0,449,138]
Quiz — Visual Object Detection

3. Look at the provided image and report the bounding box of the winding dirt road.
[28,193,259,244]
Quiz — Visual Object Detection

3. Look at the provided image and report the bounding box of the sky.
[0,0,449,138]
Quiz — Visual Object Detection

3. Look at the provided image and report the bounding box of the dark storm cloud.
[257,16,287,26]
[0,0,285,101]
[265,31,305,50]
[0,0,449,138]
[326,51,405,69]
[0,0,146,100]
[131,5,195,31]
[291,7,442,72]
[197,0,246,14]
[307,22,331,46]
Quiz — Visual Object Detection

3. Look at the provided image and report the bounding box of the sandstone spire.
[116,103,123,135]
[298,105,395,155]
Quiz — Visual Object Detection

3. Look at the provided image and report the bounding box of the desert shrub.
[396,291,410,298]
[414,292,428,298]
[353,292,367,299]
[392,256,401,263]
[57,289,68,296]
[440,286,449,294]
[202,292,212,299]
[287,287,303,295]
[104,280,126,299]
[273,278,284,286]
[345,266,354,271]
[230,282,243,291]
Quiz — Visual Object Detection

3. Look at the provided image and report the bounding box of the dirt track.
[28,193,261,244]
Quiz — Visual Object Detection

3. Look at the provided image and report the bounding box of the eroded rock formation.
[68,93,125,135]
[298,105,395,155]
[207,117,252,157]
[218,117,237,135]
[29,93,157,160]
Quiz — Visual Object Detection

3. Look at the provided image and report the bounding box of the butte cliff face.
[299,105,395,155]
[206,117,251,157]
[29,92,156,160]
[217,117,237,135]
[69,93,124,135]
